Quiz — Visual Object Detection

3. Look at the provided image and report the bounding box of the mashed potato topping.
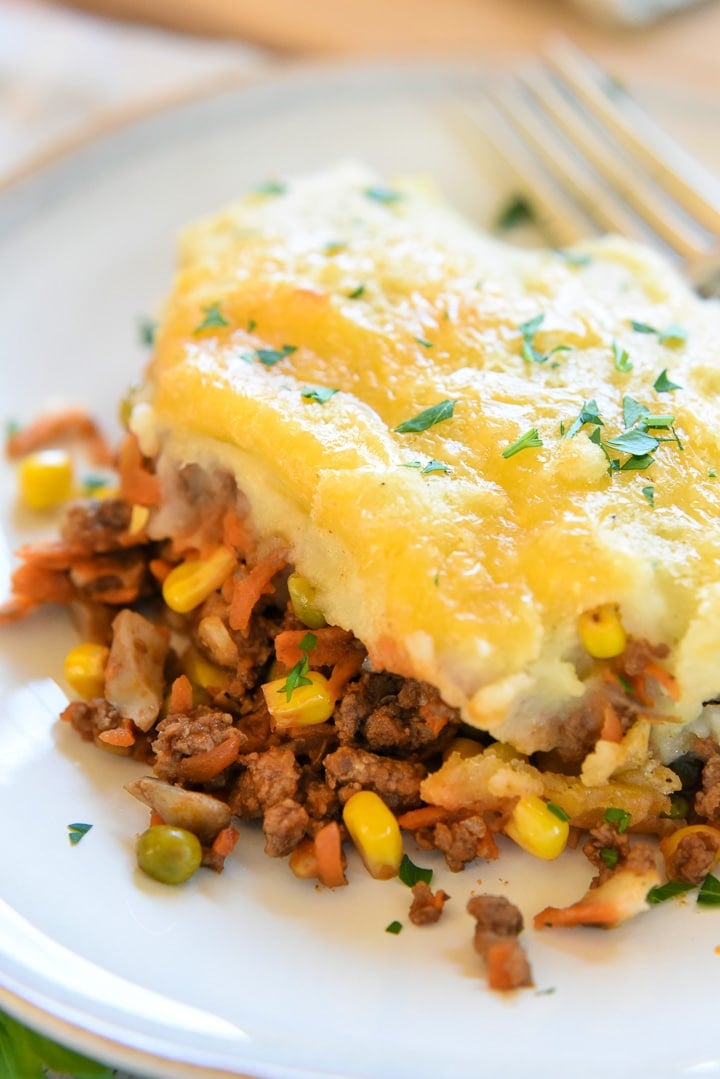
[137,162,720,757]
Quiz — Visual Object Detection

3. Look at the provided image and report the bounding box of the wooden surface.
[62,0,720,92]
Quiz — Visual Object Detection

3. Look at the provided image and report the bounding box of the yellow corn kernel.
[485,741,525,763]
[183,646,230,691]
[578,603,627,659]
[64,642,110,699]
[262,671,334,729]
[18,450,73,511]
[162,546,235,614]
[505,795,569,861]
[342,790,403,880]
[128,504,150,535]
[443,736,484,761]
[287,573,326,629]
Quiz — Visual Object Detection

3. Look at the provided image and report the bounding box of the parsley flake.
[398,854,433,887]
[654,369,683,393]
[421,459,451,475]
[385,920,403,935]
[642,485,655,507]
[301,386,338,404]
[364,185,404,205]
[138,317,156,347]
[659,324,687,345]
[253,345,297,367]
[347,284,366,299]
[194,302,230,334]
[629,320,658,335]
[394,399,456,434]
[502,428,543,459]
[278,633,316,702]
[603,807,631,833]
[599,847,619,869]
[612,340,633,373]
[622,396,649,429]
[647,880,695,904]
[518,313,570,364]
[697,873,720,906]
[604,429,659,456]
[709,469,717,479]
[254,179,286,196]
[495,193,535,230]
[546,802,570,822]
[68,822,92,845]
[559,249,592,268]
[414,337,434,349]
[619,453,655,472]
[565,399,603,439]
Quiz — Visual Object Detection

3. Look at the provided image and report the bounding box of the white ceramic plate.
[2,61,720,1079]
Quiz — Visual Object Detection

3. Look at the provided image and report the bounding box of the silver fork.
[472,38,720,296]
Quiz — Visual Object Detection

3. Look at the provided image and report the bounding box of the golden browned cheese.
[137,163,720,756]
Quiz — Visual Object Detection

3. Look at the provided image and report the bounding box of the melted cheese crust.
[140,163,720,755]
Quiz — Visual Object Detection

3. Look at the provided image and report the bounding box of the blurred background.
[2,0,719,183]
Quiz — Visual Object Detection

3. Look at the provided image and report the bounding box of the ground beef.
[61,499,134,552]
[61,697,124,739]
[466,895,532,990]
[695,755,720,823]
[262,798,309,857]
[619,637,670,677]
[583,822,656,886]
[664,829,720,884]
[152,709,238,782]
[420,816,497,872]
[323,745,425,812]
[334,672,459,755]
[68,549,150,604]
[409,882,450,925]
[301,776,339,820]
[230,746,301,819]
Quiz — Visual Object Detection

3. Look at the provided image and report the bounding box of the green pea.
[136,825,202,885]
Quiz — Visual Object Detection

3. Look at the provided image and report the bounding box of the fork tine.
[545,38,720,237]
[518,66,710,262]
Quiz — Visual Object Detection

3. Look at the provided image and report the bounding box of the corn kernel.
[183,646,230,691]
[128,504,150,535]
[287,573,326,629]
[262,671,334,729]
[485,741,525,763]
[342,790,403,880]
[64,642,110,699]
[162,546,235,614]
[578,603,627,659]
[443,736,484,762]
[505,795,569,860]
[18,450,73,510]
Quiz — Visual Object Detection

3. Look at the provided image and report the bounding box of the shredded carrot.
[327,649,365,701]
[419,700,452,738]
[177,729,243,784]
[148,558,172,582]
[8,563,74,606]
[228,547,286,633]
[275,626,359,669]
[313,821,348,888]
[645,661,681,702]
[117,433,160,506]
[222,508,256,558]
[600,702,623,743]
[6,407,113,465]
[149,809,165,827]
[534,899,619,930]
[98,726,135,748]
[396,805,451,830]
[0,596,36,624]
[211,825,240,858]
[630,674,654,708]
[12,540,83,570]
[168,674,193,713]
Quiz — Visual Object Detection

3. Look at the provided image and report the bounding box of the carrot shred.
[419,700,451,738]
[168,675,193,714]
[313,821,348,888]
[222,508,256,558]
[396,805,451,830]
[534,899,620,930]
[228,547,286,633]
[645,661,681,702]
[600,702,623,743]
[117,433,160,506]
[177,729,243,783]
[148,558,172,582]
[211,825,240,858]
[327,649,365,701]
[98,725,135,747]
[6,407,113,465]
[275,626,359,669]
[8,563,74,606]
[149,810,165,827]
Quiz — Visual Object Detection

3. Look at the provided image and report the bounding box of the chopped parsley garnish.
[502,427,543,459]
[697,873,720,906]
[301,386,338,404]
[254,179,286,196]
[402,459,451,475]
[247,318,257,333]
[599,847,619,869]
[385,920,403,934]
[603,807,631,833]
[629,320,687,345]
[622,395,649,429]
[518,313,570,364]
[641,485,655,506]
[646,880,695,904]
[604,429,659,456]
[612,340,633,373]
[398,853,433,887]
[278,632,316,701]
[364,185,404,205]
[653,369,683,393]
[495,193,535,231]
[194,302,230,334]
[546,802,570,822]
[559,249,592,268]
[138,316,156,346]
[68,822,92,845]
[565,399,603,439]
[618,453,655,472]
[629,320,657,335]
[394,399,456,434]
[347,284,366,299]
[709,469,717,479]
[81,474,110,493]
[252,344,297,367]
[414,337,434,349]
